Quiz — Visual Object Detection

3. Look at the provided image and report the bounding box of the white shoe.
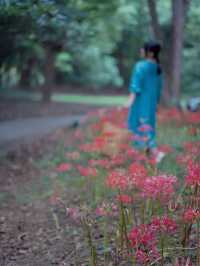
[155,151,166,163]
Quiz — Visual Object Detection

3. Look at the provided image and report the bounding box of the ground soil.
[0,100,99,266]
[0,127,90,266]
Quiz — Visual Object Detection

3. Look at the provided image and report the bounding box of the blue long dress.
[127,59,163,149]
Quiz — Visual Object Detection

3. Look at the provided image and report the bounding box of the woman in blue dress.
[127,41,164,162]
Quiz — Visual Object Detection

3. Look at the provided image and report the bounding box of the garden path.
[0,115,83,150]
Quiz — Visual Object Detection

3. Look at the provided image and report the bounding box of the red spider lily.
[151,216,177,234]
[77,165,98,177]
[106,169,130,190]
[182,141,200,161]
[102,131,116,138]
[135,249,149,264]
[57,163,72,172]
[126,147,141,158]
[93,136,107,149]
[158,107,183,124]
[129,224,159,264]
[89,159,110,169]
[183,208,200,223]
[129,224,157,247]
[135,248,160,264]
[185,160,200,187]
[128,162,147,188]
[185,111,200,125]
[176,154,193,166]
[80,136,108,153]
[127,148,148,162]
[116,194,133,204]
[109,154,127,168]
[97,107,128,128]
[141,175,177,202]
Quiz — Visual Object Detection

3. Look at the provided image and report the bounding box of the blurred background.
[0,0,199,107]
[1,3,200,266]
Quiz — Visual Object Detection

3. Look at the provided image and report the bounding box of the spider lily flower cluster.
[52,107,200,265]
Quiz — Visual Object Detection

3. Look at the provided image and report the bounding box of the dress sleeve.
[129,63,144,94]
[157,74,163,103]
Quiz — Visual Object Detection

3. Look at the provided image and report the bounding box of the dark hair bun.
[144,41,162,54]
[144,40,162,75]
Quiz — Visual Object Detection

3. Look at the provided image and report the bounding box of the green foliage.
[182,1,200,94]
[0,0,200,96]
[55,52,72,73]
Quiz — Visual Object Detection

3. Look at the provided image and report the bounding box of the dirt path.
[0,126,85,266]
[0,115,83,149]
[0,102,95,265]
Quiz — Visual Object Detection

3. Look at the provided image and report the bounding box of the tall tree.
[147,0,191,104]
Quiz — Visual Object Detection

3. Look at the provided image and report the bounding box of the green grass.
[1,87,197,107]
[157,123,200,176]
[52,93,127,106]
[0,88,127,106]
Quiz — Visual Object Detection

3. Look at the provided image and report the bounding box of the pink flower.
[176,154,192,166]
[135,250,148,264]
[151,216,177,234]
[128,162,147,188]
[183,208,200,223]
[106,170,129,190]
[135,248,160,264]
[116,194,132,204]
[184,141,200,157]
[77,165,98,177]
[129,224,159,264]
[141,175,177,202]
[129,224,156,248]
[109,155,126,168]
[89,159,110,169]
[185,160,200,187]
[57,163,72,172]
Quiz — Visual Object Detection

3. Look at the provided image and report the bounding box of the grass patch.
[52,93,127,106]
[0,88,127,106]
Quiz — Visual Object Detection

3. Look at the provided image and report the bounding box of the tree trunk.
[147,0,191,105]
[147,0,162,41]
[171,0,185,103]
[171,0,191,104]
[147,0,171,105]
[42,47,54,103]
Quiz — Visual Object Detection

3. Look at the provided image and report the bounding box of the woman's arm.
[125,93,136,108]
